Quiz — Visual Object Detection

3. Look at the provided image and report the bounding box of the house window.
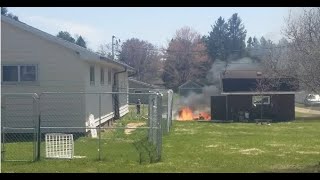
[252,96,270,105]
[20,65,36,81]
[90,65,95,85]
[100,67,104,85]
[2,66,18,82]
[108,69,112,85]
[2,65,37,82]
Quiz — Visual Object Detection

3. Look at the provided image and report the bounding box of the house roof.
[1,15,135,72]
[128,78,159,89]
[221,91,296,95]
[222,70,267,79]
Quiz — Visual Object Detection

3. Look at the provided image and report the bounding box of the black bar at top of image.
[2,0,320,8]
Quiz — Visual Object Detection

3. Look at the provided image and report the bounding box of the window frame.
[252,95,270,105]
[90,65,95,86]
[2,64,38,84]
[108,68,112,85]
[100,67,104,85]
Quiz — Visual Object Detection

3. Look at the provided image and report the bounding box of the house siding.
[1,20,130,132]
[1,20,87,132]
[84,63,129,126]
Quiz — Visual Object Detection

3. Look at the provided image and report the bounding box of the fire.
[177,107,211,121]
[177,107,194,121]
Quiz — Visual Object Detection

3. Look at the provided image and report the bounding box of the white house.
[1,15,135,132]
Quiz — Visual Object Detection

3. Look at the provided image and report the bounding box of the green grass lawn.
[2,112,320,173]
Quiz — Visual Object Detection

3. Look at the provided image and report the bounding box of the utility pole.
[112,35,115,60]
[112,35,121,60]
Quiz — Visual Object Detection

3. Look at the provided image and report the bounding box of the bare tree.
[96,43,113,59]
[162,27,211,91]
[263,8,320,94]
[118,38,162,84]
[254,76,280,121]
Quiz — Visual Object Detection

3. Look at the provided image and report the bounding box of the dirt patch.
[295,107,320,115]
[207,131,223,135]
[73,156,86,159]
[175,128,190,132]
[296,151,320,155]
[238,131,254,135]
[239,148,265,155]
[124,122,146,135]
[267,143,286,147]
[206,144,219,148]
[175,131,196,135]
[175,128,196,134]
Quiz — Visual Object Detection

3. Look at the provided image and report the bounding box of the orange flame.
[177,107,194,121]
[177,107,211,121]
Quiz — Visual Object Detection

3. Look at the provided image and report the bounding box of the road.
[295,107,320,115]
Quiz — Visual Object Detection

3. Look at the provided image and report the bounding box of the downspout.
[112,67,127,120]
[113,67,127,87]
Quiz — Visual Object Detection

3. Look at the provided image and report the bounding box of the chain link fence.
[128,88,174,134]
[1,91,173,164]
[1,93,39,162]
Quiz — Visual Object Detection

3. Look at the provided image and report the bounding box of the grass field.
[1,112,320,173]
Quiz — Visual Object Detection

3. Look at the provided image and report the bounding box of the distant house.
[211,70,298,122]
[178,80,204,97]
[1,15,135,132]
[128,78,159,104]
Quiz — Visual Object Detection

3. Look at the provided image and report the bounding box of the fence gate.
[1,93,39,162]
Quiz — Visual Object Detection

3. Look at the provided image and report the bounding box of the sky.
[8,7,292,51]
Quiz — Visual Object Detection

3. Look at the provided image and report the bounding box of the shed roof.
[222,70,267,79]
[179,80,203,89]
[128,78,159,89]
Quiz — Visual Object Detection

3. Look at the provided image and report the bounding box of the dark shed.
[211,70,298,122]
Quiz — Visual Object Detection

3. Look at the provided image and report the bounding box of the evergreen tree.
[57,31,76,43]
[206,17,229,61]
[75,36,87,48]
[226,13,247,59]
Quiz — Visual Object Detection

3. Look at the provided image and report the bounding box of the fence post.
[98,93,101,161]
[167,90,173,132]
[1,96,6,162]
[36,113,41,161]
[156,93,162,161]
[32,95,38,162]
[171,91,173,128]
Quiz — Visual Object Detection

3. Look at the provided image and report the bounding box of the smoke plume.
[177,57,261,112]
